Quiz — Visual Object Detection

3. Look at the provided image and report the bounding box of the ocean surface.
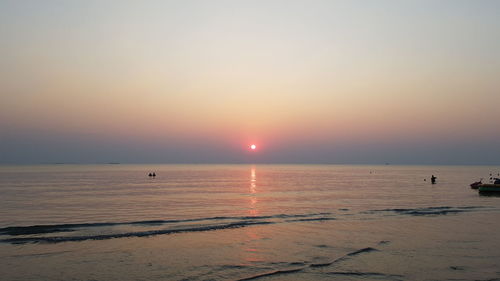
[1,164,500,281]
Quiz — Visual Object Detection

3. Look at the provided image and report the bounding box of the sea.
[1,164,500,281]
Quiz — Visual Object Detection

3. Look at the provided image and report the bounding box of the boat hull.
[478,184,500,193]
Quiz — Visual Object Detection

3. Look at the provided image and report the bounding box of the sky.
[1,0,499,164]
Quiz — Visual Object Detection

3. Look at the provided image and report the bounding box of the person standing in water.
[431,175,437,184]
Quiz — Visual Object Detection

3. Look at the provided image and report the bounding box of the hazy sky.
[1,0,499,164]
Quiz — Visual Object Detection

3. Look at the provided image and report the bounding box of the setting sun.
[250,144,257,150]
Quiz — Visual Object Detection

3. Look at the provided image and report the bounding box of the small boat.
[478,178,500,193]
[478,184,500,193]
[470,180,482,189]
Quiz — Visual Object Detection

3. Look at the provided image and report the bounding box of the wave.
[237,246,387,280]
[286,217,336,222]
[2,221,273,244]
[309,247,379,267]
[237,268,303,281]
[0,212,332,237]
[1,206,485,244]
[0,212,336,244]
[364,206,483,216]
[326,271,404,279]
[347,247,379,256]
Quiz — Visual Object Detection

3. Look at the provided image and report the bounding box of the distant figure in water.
[148,173,153,177]
[431,175,437,184]
[152,172,156,177]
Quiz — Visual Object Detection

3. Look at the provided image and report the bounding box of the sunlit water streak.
[1,164,500,280]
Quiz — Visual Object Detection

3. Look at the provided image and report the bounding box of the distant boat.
[478,178,500,193]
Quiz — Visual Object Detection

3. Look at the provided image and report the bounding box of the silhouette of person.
[148,173,152,177]
[152,172,156,177]
[431,175,437,184]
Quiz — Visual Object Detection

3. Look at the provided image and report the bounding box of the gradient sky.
[1,0,499,164]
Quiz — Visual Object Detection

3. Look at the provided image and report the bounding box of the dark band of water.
[0,206,487,245]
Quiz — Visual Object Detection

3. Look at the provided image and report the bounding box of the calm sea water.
[1,164,500,281]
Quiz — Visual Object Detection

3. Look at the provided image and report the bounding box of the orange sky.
[1,1,499,164]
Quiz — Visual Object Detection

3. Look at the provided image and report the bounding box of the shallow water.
[1,164,500,280]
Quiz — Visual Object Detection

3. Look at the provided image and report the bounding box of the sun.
[250,144,257,150]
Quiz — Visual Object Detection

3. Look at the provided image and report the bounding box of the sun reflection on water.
[243,165,266,263]
[249,166,258,216]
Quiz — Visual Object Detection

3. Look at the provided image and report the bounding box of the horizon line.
[1,162,500,166]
